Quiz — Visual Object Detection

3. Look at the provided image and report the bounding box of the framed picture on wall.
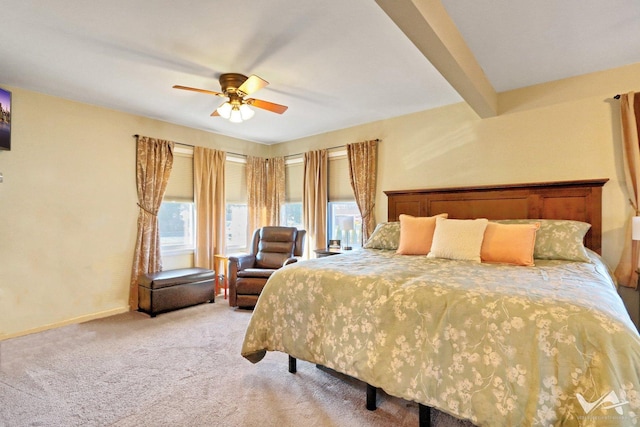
[0,87,11,151]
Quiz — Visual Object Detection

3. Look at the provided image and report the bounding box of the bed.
[241,179,640,426]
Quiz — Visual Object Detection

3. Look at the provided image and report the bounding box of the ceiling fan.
[173,73,288,123]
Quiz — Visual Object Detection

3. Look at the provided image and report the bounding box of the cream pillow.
[427,218,489,262]
[481,222,540,266]
[396,213,448,255]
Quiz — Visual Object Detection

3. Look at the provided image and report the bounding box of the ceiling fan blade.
[237,75,269,96]
[173,85,224,97]
[211,110,220,117]
[247,98,288,114]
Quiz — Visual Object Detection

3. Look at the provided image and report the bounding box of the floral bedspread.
[241,249,640,426]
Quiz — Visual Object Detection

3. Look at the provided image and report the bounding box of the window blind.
[226,159,247,203]
[164,153,193,202]
[328,155,354,201]
[285,161,303,202]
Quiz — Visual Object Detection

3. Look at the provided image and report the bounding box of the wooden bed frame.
[289,179,609,427]
[385,178,608,254]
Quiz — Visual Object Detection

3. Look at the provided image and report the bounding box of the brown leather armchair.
[228,226,306,308]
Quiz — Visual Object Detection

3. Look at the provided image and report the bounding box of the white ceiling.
[0,0,638,145]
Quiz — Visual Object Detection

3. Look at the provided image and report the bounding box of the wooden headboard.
[384,179,608,254]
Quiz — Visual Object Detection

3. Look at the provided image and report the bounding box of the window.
[284,159,304,230]
[159,148,195,253]
[280,202,303,229]
[327,152,362,248]
[328,201,362,249]
[158,201,195,251]
[226,203,248,249]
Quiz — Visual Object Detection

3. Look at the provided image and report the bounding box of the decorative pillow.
[364,222,400,250]
[481,222,540,266]
[396,213,448,255]
[427,218,489,262]
[495,219,591,262]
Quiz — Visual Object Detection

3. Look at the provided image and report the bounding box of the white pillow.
[427,218,489,262]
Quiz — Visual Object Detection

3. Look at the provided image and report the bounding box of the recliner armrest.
[228,254,257,307]
[229,254,257,272]
[282,257,300,267]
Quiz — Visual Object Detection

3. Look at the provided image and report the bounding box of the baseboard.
[0,306,130,341]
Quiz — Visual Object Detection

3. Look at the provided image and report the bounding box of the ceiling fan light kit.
[216,101,233,118]
[173,73,288,124]
[229,108,243,123]
[228,104,255,123]
[239,104,255,120]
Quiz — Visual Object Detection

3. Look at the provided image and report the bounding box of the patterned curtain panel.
[615,92,640,288]
[194,147,226,270]
[246,156,285,236]
[347,139,378,244]
[246,156,268,237]
[266,157,285,226]
[303,149,328,254]
[129,136,174,310]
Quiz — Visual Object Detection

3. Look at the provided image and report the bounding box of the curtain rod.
[284,138,381,159]
[133,135,380,159]
[132,134,247,158]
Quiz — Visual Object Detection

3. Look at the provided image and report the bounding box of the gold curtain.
[247,156,285,236]
[303,149,328,255]
[194,147,226,270]
[615,91,640,288]
[347,139,378,244]
[129,136,174,310]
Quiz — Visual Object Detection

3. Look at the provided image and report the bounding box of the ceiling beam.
[376,0,498,118]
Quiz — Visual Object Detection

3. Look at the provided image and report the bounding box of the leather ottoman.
[138,267,215,317]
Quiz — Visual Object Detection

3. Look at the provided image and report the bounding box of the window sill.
[161,248,195,257]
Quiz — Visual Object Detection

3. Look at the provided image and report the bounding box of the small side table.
[214,254,229,299]
[314,248,347,258]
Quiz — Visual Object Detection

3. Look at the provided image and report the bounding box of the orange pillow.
[481,222,540,266]
[396,213,448,255]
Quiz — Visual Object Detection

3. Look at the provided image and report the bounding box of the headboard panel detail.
[384,179,608,254]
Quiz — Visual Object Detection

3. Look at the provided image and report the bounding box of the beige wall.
[272,63,640,271]
[0,87,268,339]
[1,62,638,339]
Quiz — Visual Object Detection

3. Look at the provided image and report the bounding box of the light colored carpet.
[0,300,475,427]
